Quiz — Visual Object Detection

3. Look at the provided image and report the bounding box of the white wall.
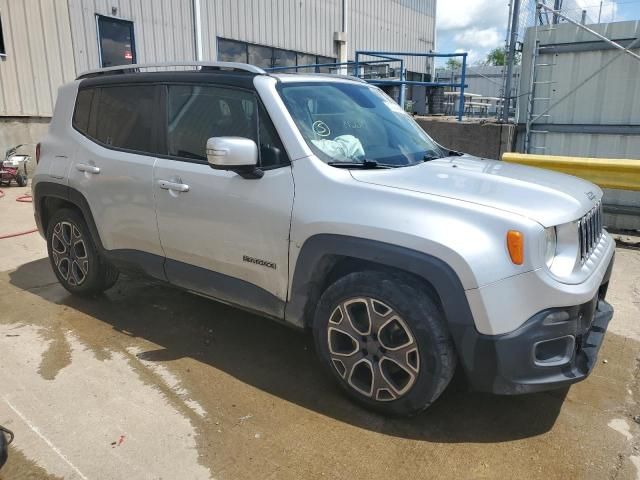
[0,0,76,116]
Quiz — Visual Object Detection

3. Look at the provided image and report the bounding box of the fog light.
[543,310,571,325]
[534,336,575,367]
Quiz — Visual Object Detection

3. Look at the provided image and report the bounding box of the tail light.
[35,143,41,164]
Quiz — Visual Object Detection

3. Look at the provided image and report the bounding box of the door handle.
[157,179,190,193]
[76,163,100,174]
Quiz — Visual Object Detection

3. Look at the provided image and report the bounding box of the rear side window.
[166,84,288,167]
[73,89,94,135]
[95,85,157,153]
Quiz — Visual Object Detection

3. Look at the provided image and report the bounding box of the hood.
[350,155,602,227]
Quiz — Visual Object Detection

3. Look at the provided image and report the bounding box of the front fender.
[284,234,478,353]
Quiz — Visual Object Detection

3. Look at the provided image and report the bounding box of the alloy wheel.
[51,221,89,286]
[327,297,420,401]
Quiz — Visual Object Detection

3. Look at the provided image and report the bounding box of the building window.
[97,15,136,68]
[218,38,247,63]
[296,53,316,71]
[273,48,296,68]
[0,14,6,55]
[216,37,335,72]
[317,56,337,73]
[247,44,272,68]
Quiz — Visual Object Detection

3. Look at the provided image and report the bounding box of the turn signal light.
[35,143,41,164]
[507,230,524,265]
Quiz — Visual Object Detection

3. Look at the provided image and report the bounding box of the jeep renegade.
[33,62,615,415]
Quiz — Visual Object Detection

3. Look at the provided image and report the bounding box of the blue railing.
[265,50,468,121]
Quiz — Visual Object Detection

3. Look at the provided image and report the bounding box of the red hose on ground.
[0,228,38,240]
[0,189,38,239]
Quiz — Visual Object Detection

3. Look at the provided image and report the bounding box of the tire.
[46,208,119,296]
[312,270,456,416]
[0,427,7,470]
[16,174,27,187]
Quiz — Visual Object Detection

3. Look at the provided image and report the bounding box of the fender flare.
[285,234,479,365]
[33,181,105,251]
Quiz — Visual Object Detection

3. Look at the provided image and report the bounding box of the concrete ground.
[1,184,640,480]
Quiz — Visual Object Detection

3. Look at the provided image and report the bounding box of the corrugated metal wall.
[200,0,340,61]
[200,0,436,73]
[517,20,640,230]
[0,0,435,118]
[67,0,196,75]
[348,0,436,72]
[0,0,75,117]
[518,20,640,158]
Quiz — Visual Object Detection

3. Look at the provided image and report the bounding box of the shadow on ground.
[10,258,567,443]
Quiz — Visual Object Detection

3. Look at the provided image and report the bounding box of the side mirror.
[206,137,263,179]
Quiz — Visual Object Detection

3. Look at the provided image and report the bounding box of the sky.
[435,0,640,67]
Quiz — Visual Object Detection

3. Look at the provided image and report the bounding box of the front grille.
[578,202,603,263]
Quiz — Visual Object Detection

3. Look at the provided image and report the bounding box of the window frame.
[72,83,163,158]
[159,82,290,170]
[96,14,137,68]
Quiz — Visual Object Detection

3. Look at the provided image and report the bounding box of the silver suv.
[33,62,615,416]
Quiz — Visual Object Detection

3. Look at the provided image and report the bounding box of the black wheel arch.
[33,182,105,251]
[285,234,479,367]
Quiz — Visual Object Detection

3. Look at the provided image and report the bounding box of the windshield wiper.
[327,159,390,169]
[423,153,441,162]
[423,150,462,162]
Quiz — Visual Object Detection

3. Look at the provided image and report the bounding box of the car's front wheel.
[313,270,456,416]
[46,208,119,296]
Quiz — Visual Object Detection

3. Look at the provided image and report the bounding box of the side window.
[73,89,95,135]
[95,85,157,154]
[166,84,288,168]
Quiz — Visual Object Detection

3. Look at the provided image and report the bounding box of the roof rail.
[76,61,267,80]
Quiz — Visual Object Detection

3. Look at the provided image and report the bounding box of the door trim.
[164,258,285,320]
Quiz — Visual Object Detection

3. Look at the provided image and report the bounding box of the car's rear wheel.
[46,208,119,296]
[313,270,456,416]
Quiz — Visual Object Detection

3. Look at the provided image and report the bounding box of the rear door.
[153,83,294,317]
[69,83,165,278]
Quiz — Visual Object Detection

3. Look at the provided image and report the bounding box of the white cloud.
[454,27,503,49]
[575,0,618,22]
[437,0,510,32]
[436,0,509,66]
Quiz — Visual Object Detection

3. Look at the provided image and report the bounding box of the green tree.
[485,47,507,66]
[484,47,521,66]
[445,58,462,70]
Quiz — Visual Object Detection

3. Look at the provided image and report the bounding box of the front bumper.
[463,254,615,394]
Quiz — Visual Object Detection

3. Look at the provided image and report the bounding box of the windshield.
[278,82,447,167]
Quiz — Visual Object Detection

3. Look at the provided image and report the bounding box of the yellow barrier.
[502,153,640,192]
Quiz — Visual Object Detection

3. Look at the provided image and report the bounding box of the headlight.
[544,227,557,268]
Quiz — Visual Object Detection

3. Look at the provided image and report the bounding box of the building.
[0,0,436,151]
[517,19,640,230]
[434,65,521,118]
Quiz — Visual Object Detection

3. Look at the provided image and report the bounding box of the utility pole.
[598,0,603,23]
[501,0,521,122]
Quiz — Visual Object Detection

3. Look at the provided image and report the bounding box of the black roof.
[79,70,260,91]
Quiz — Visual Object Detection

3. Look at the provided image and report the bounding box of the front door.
[153,83,294,318]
